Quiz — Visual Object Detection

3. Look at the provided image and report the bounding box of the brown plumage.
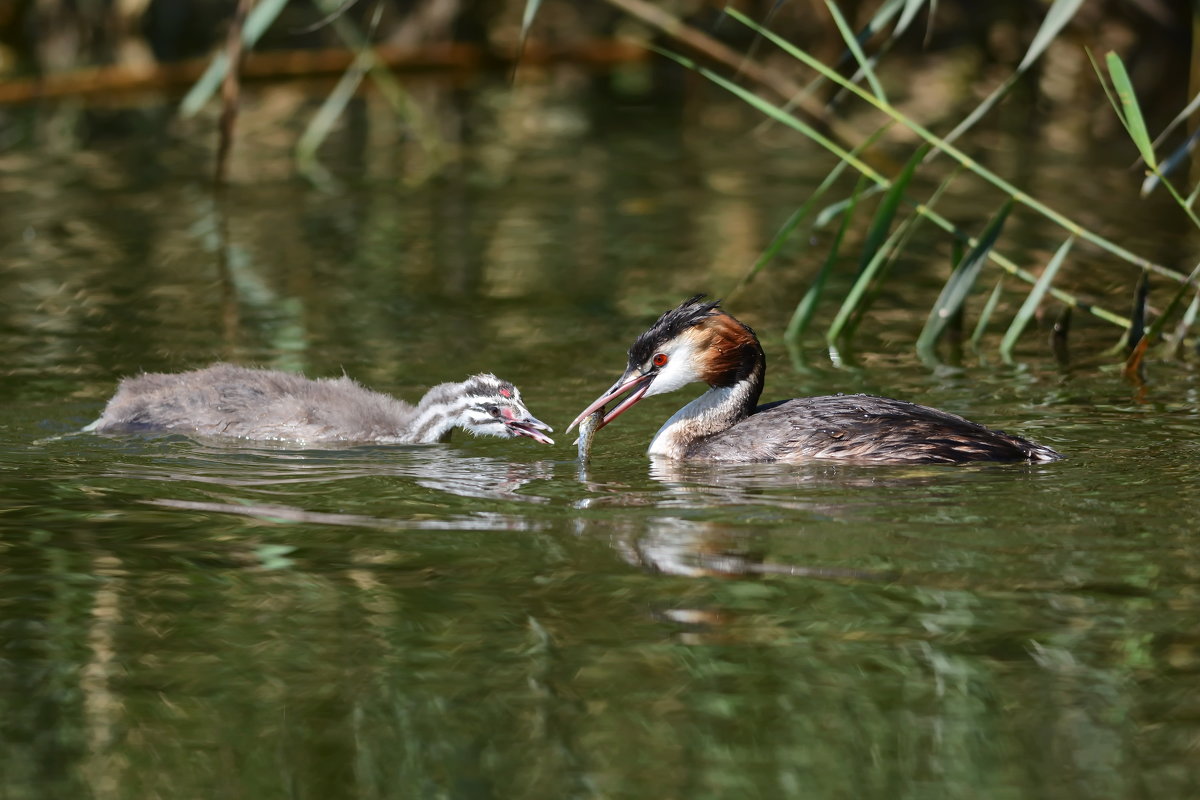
[567,296,1062,465]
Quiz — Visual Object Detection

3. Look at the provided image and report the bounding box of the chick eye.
[652,353,669,367]
[485,405,501,417]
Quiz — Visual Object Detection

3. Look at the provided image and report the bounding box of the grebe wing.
[690,394,1059,464]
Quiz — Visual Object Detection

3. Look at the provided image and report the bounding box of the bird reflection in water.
[109,443,553,531]
[578,515,892,642]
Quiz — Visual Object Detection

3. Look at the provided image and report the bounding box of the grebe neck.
[405,382,476,443]
[647,347,764,459]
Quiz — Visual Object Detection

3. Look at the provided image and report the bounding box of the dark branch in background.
[216,0,254,184]
[599,0,858,148]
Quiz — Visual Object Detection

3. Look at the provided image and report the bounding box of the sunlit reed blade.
[292,0,362,34]
[804,0,928,115]
[841,164,962,344]
[1146,87,1200,160]
[786,176,867,349]
[1141,127,1200,197]
[1168,286,1200,358]
[514,0,544,74]
[295,50,370,184]
[1189,181,1200,208]
[520,0,544,45]
[1090,49,1200,228]
[1105,51,1157,170]
[897,0,927,37]
[858,144,928,273]
[824,145,927,345]
[723,7,1185,286]
[815,188,872,229]
[659,23,1130,332]
[916,199,1013,359]
[824,0,887,103]
[999,237,1074,363]
[826,219,909,347]
[970,276,1005,350]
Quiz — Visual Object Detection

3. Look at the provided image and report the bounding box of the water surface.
[1,82,1198,799]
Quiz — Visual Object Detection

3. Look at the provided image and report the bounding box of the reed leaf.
[296,1,387,183]
[858,145,928,273]
[1091,52,1200,226]
[896,0,927,37]
[822,145,927,344]
[1148,87,1200,155]
[771,0,904,122]
[970,277,1005,350]
[999,236,1073,362]
[724,8,1186,285]
[660,39,1130,330]
[826,219,911,345]
[1141,126,1200,196]
[1020,0,1085,72]
[1105,51,1157,170]
[521,0,544,41]
[815,189,876,228]
[786,177,868,346]
[825,0,887,102]
[916,199,1013,357]
[842,162,963,342]
[1167,286,1200,357]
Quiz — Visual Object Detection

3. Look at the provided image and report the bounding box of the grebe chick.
[86,364,553,446]
[566,296,1060,464]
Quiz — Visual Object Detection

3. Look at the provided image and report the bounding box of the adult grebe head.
[566,296,762,434]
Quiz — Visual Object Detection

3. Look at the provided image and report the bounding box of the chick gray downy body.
[86,364,553,446]
[568,296,1060,465]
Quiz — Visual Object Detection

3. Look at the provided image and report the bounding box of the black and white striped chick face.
[453,375,554,444]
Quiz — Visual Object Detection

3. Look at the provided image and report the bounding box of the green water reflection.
[2,86,1198,799]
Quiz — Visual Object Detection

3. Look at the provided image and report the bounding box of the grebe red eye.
[652,353,669,367]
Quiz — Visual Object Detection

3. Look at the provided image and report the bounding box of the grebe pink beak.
[505,413,555,445]
[566,369,654,434]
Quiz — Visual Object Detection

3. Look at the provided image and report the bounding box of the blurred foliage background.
[2,0,1197,364]
[0,1,1190,105]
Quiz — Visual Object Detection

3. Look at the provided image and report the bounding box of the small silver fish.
[574,406,604,463]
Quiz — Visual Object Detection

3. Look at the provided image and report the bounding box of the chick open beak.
[506,414,554,445]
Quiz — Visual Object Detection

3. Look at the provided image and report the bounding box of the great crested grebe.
[567,296,1061,464]
[86,364,554,446]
